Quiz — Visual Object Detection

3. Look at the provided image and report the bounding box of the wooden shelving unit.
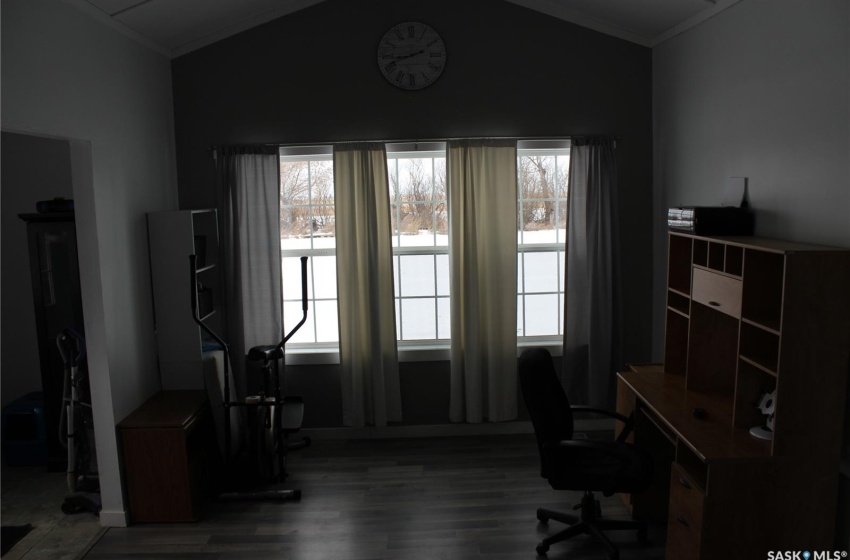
[620,232,850,560]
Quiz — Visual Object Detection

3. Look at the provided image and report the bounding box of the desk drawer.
[692,267,741,318]
[666,463,705,560]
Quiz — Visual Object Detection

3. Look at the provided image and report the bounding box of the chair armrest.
[570,406,634,443]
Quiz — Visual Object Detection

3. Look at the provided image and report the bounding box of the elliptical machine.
[56,329,101,515]
[190,255,310,501]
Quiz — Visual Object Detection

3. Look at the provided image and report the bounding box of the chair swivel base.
[535,492,647,560]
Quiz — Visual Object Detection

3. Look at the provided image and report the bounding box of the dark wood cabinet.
[118,390,213,523]
[19,212,84,471]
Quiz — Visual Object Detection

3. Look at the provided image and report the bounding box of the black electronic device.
[668,206,754,235]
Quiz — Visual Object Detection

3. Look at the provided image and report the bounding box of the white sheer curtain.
[216,145,283,401]
[562,137,622,408]
[447,140,518,423]
[333,143,402,427]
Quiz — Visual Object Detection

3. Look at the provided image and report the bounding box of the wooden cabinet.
[119,390,213,523]
[619,232,850,560]
[147,210,220,390]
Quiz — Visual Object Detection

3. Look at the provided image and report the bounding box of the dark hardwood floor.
[84,434,665,559]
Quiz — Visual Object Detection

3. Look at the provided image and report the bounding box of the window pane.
[312,204,336,248]
[281,207,312,250]
[524,294,559,336]
[523,251,559,293]
[283,301,315,343]
[437,296,451,339]
[436,254,450,296]
[555,200,568,243]
[396,158,434,202]
[399,255,435,297]
[517,255,524,294]
[313,300,339,342]
[309,160,334,203]
[517,295,524,337]
[312,255,337,299]
[282,257,308,300]
[280,161,309,206]
[556,155,569,199]
[399,203,435,246]
[401,298,437,340]
[521,201,557,244]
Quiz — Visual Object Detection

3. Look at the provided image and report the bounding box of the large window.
[279,150,339,346]
[516,145,570,340]
[279,141,570,353]
[387,143,450,345]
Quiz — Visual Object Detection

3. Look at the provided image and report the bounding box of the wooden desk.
[618,365,839,560]
[629,233,850,559]
[119,390,213,523]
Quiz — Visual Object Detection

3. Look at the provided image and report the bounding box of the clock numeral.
[421,71,431,82]
[394,29,404,40]
[430,51,443,58]
[426,39,440,47]
[408,74,416,87]
[395,71,405,83]
[428,63,441,71]
[385,62,397,74]
[407,25,415,38]
[381,53,394,60]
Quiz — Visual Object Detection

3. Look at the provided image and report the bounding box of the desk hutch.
[617,232,850,559]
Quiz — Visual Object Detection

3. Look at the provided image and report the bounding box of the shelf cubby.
[664,309,689,376]
[667,290,690,317]
[708,242,725,272]
[741,249,784,331]
[692,239,708,268]
[739,322,780,374]
[725,245,743,276]
[685,301,738,395]
[733,359,777,431]
[668,235,693,295]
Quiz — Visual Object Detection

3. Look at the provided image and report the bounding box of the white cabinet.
[147,210,220,390]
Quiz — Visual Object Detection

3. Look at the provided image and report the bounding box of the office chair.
[519,348,653,560]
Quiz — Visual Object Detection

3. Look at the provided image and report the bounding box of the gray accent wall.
[171,0,654,426]
[2,0,178,526]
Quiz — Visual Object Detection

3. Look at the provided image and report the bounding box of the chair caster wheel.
[536,512,548,523]
[536,544,549,556]
[292,489,302,501]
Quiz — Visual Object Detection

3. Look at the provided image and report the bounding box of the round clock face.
[377,22,446,90]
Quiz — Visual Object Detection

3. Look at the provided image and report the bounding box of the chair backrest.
[519,348,575,477]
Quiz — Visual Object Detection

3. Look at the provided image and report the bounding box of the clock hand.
[395,50,424,61]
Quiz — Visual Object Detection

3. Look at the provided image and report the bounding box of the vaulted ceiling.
[70,0,742,58]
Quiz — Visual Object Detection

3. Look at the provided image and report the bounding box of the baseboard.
[301,418,613,440]
[98,509,128,528]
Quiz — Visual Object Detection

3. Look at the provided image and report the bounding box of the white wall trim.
[98,509,128,528]
[64,0,170,57]
[650,0,745,47]
[301,418,613,440]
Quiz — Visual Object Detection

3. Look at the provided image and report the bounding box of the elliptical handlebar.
[278,256,309,350]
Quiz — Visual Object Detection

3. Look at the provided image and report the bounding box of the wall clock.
[377,21,446,90]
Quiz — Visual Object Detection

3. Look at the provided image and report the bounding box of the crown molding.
[64,0,171,57]
[651,0,744,46]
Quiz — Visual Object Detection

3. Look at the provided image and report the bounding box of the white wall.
[652,0,850,546]
[652,0,850,358]
[2,0,179,525]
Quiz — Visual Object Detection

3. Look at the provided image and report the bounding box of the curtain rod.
[209,134,619,151]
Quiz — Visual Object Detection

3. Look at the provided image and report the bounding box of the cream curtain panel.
[333,143,402,427]
[447,140,518,423]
